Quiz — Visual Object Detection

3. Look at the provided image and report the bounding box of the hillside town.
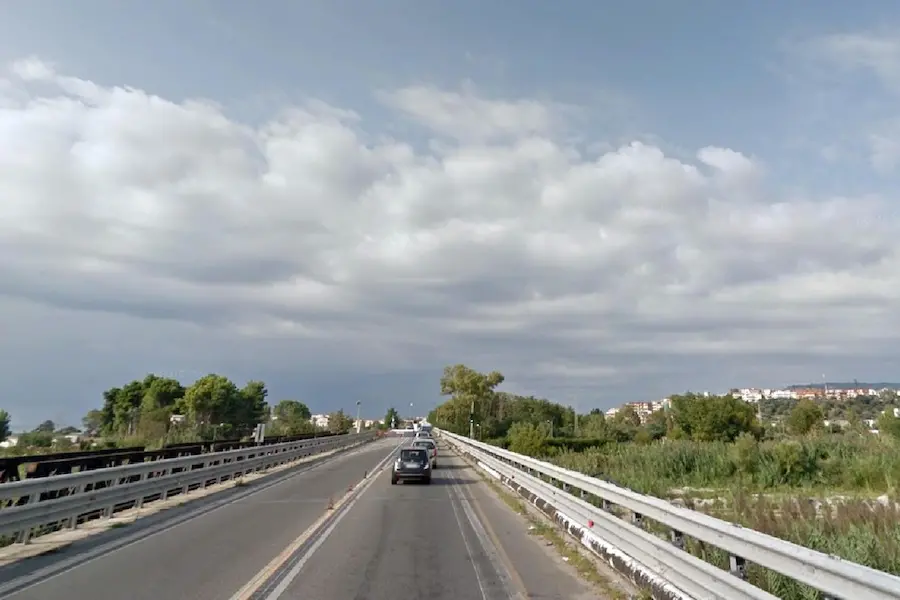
[605,384,900,430]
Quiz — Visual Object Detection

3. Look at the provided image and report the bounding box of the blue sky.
[1,1,900,429]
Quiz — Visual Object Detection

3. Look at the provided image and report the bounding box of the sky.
[2,1,900,430]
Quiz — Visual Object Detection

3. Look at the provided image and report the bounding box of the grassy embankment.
[505,433,900,599]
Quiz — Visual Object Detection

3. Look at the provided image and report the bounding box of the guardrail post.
[729,555,746,580]
[632,512,644,529]
[670,529,684,550]
[133,474,148,507]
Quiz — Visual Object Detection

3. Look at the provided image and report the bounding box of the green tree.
[140,375,185,412]
[34,420,55,433]
[272,400,314,435]
[383,407,400,429]
[507,422,547,456]
[0,409,10,442]
[643,409,668,440]
[82,409,104,436]
[579,411,608,439]
[327,409,352,433]
[671,393,760,442]
[439,364,504,433]
[182,374,242,432]
[233,380,269,434]
[877,409,900,440]
[787,399,824,435]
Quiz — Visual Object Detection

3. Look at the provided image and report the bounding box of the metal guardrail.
[438,429,900,600]
[0,431,376,544]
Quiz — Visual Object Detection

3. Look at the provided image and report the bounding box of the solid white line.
[260,442,400,600]
[448,467,515,600]
[448,469,491,600]
[0,439,394,599]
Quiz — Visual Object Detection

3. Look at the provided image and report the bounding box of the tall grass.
[549,433,900,497]
[543,433,900,598]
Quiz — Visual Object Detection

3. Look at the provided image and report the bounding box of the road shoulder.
[442,446,640,600]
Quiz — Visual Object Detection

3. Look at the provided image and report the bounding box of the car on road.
[411,438,438,468]
[391,448,431,484]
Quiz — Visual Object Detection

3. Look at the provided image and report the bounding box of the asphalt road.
[0,438,600,600]
[251,448,597,600]
[0,438,403,600]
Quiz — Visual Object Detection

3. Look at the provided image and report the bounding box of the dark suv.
[391,448,432,485]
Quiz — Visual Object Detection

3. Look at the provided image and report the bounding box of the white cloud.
[1,57,899,425]
[807,31,900,93]
[377,81,575,142]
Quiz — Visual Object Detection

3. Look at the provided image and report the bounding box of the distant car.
[392,448,432,484]
[414,430,432,439]
[412,438,438,468]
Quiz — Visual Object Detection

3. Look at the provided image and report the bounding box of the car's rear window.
[400,449,427,461]
[413,440,434,448]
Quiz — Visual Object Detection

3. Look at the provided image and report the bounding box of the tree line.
[428,364,900,456]
[0,373,363,450]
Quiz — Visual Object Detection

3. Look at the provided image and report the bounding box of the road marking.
[448,468,492,600]
[229,439,404,600]
[449,462,529,600]
[0,439,394,599]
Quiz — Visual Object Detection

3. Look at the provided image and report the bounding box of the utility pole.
[355,401,361,434]
[469,397,475,438]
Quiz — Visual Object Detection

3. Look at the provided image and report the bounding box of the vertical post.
[469,398,475,438]
[356,401,362,434]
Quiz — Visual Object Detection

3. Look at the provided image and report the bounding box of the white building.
[310,414,330,428]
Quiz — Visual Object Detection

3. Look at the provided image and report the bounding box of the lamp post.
[355,400,362,434]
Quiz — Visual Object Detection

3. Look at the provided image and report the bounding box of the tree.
[507,422,547,456]
[439,364,505,433]
[787,399,824,435]
[140,375,185,412]
[670,393,760,442]
[82,409,104,436]
[272,400,314,435]
[273,400,311,422]
[56,426,79,435]
[877,409,900,440]
[34,420,55,433]
[643,409,668,440]
[232,381,269,435]
[383,407,400,429]
[0,409,10,442]
[327,409,352,433]
[182,374,243,436]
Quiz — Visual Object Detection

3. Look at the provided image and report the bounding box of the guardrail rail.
[0,431,376,545]
[438,429,900,600]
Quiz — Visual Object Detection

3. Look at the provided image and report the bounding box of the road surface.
[0,438,599,600]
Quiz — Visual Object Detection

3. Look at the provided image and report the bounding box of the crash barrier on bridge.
[438,429,900,600]
[0,430,377,545]
[0,431,347,484]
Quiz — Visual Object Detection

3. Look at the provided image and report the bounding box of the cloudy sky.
[1,1,899,430]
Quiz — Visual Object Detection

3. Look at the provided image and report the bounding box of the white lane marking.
[448,469,491,600]
[258,442,401,600]
[448,467,517,599]
[0,439,397,599]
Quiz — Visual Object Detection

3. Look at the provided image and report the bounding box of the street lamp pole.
[355,401,362,434]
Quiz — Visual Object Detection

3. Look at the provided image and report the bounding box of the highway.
[0,438,599,600]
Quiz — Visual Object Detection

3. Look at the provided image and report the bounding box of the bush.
[506,422,547,456]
